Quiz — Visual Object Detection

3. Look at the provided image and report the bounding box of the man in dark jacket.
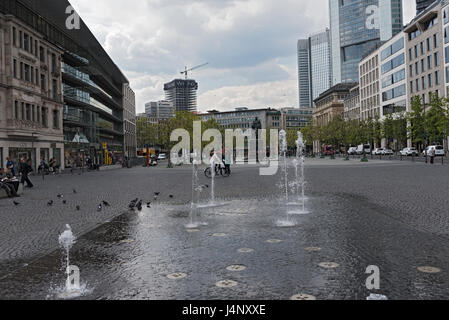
[19,157,34,188]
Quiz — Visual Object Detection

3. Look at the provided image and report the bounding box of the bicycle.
[204,163,231,178]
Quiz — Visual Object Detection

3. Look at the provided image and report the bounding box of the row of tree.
[300,93,449,152]
[136,93,449,156]
[136,111,223,152]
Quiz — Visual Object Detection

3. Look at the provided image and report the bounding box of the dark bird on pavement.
[146,202,151,208]
[102,200,110,206]
[57,194,63,199]
[169,195,174,199]
[97,204,102,212]
[73,189,77,194]
[63,200,67,204]
[13,201,20,206]
[154,192,160,196]
[76,205,80,211]
[47,200,54,206]
[129,202,136,210]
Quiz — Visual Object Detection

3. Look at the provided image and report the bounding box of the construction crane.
[180,63,209,79]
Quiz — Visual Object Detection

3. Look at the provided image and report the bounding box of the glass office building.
[329,0,403,84]
[310,29,333,101]
[297,39,312,107]
[416,0,436,14]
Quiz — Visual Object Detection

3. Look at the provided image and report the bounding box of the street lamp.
[251,118,262,163]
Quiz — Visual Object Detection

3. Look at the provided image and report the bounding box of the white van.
[356,144,371,155]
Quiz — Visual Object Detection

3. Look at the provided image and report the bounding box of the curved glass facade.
[330,0,403,84]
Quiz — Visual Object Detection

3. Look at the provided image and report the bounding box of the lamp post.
[252,118,262,163]
[424,101,427,164]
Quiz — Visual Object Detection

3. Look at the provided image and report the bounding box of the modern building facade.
[297,29,333,109]
[200,108,270,130]
[405,0,444,107]
[164,79,198,112]
[329,0,403,84]
[359,47,381,120]
[310,29,333,102]
[123,83,136,158]
[0,0,135,168]
[297,39,312,108]
[417,0,437,14]
[145,100,175,123]
[379,32,407,117]
[0,12,64,170]
[281,107,314,130]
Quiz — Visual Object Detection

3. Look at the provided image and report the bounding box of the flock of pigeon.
[12,189,175,214]
[127,192,174,212]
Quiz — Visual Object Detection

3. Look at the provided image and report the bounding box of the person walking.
[6,157,16,176]
[19,157,34,188]
[430,147,436,164]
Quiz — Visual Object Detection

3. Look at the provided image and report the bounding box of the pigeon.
[169,195,174,199]
[129,201,137,210]
[76,205,80,211]
[102,200,110,207]
[57,194,63,199]
[97,204,103,212]
[62,200,67,204]
[154,192,160,196]
[73,189,77,194]
[13,201,20,206]
[146,202,151,208]
[47,200,54,206]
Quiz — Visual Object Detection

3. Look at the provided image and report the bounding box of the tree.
[426,92,445,144]
[407,95,425,151]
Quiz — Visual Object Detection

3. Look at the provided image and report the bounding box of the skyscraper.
[164,79,198,112]
[329,0,403,84]
[297,40,312,108]
[310,29,333,101]
[297,29,332,108]
[416,0,435,14]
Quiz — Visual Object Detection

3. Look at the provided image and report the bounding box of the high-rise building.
[0,0,135,168]
[297,29,332,109]
[329,0,403,85]
[416,0,436,14]
[297,39,312,108]
[145,100,175,123]
[164,79,198,112]
[310,29,333,101]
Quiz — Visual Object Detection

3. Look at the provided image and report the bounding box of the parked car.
[158,153,167,160]
[347,147,357,155]
[372,148,384,155]
[356,144,371,155]
[382,149,394,155]
[400,147,419,156]
[422,145,445,157]
[323,145,335,156]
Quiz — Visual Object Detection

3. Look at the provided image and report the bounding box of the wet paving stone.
[1,164,449,300]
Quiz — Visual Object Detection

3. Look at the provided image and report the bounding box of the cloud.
[69,0,416,113]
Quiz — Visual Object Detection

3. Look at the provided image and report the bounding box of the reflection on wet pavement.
[0,195,448,300]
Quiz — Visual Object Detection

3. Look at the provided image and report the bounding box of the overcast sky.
[69,0,416,113]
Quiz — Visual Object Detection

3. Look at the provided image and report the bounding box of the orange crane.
[180,63,209,79]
